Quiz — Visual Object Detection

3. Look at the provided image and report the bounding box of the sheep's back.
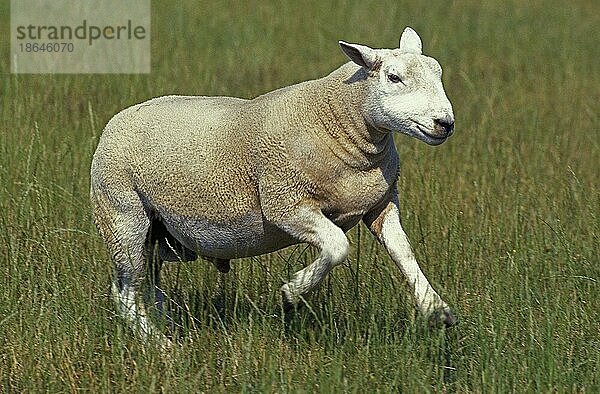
[93,95,261,222]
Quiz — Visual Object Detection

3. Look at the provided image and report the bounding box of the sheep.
[90,27,456,345]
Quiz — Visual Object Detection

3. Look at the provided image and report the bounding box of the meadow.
[1,1,598,391]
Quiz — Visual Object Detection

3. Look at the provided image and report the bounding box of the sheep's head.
[339,27,454,146]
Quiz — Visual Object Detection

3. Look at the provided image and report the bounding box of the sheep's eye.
[387,73,402,84]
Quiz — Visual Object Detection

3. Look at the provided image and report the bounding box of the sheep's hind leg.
[93,191,170,348]
[278,208,350,312]
[206,257,230,273]
[147,219,198,326]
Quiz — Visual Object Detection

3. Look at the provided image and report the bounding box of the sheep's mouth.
[412,120,448,145]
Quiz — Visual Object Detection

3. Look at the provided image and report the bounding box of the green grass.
[1,0,599,391]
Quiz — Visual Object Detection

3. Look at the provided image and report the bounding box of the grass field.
[1,0,599,391]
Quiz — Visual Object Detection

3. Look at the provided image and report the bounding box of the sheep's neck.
[310,67,393,170]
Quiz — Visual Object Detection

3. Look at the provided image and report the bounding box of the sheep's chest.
[319,165,396,232]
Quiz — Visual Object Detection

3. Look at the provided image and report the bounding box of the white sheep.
[91,27,456,345]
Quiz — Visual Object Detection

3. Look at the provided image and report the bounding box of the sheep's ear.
[399,27,422,54]
[339,41,380,70]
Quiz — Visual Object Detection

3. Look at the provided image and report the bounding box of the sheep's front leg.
[279,208,349,311]
[365,199,457,327]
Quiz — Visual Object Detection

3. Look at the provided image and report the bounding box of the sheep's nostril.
[434,118,454,135]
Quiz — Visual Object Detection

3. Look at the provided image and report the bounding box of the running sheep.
[91,27,457,345]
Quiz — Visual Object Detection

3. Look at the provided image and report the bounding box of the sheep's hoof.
[280,284,297,314]
[157,336,174,352]
[429,307,458,329]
